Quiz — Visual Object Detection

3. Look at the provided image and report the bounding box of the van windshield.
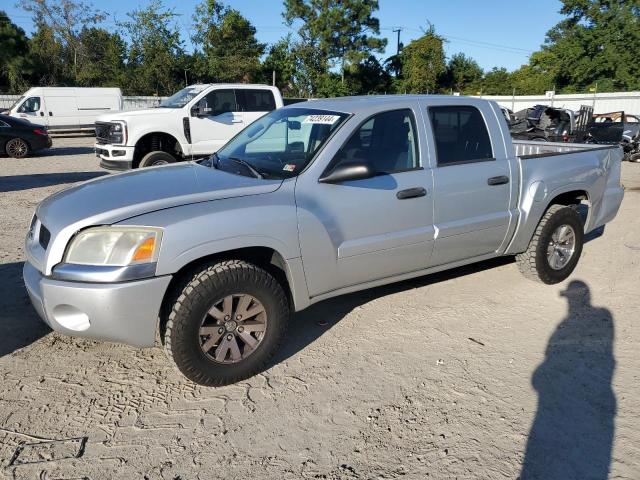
[8,96,24,112]
[159,86,208,108]
[208,108,349,179]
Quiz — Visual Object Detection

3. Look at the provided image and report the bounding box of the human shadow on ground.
[0,262,51,358]
[520,280,616,480]
[0,171,106,193]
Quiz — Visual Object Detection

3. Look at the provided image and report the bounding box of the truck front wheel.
[516,205,584,284]
[163,260,290,386]
[139,151,176,167]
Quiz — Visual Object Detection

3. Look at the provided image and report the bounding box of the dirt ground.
[0,136,639,479]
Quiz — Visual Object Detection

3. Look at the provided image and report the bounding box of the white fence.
[0,95,167,110]
[481,91,640,114]
[3,91,640,114]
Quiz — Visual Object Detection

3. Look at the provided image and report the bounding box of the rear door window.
[236,89,277,112]
[429,105,494,166]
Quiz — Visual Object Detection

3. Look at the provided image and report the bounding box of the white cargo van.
[6,87,123,132]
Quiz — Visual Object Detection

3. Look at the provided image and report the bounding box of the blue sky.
[5,0,564,72]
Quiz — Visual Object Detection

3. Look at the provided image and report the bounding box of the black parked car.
[0,114,52,158]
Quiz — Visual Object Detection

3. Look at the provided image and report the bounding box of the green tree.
[531,0,640,91]
[283,0,386,94]
[443,53,483,94]
[192,0,265,83]
[397,27,446,94]
[76,28,126,87]
[21,0,105,83]
[28,15,67,86]
[262,35,297,94]
[0,11,32,92]
[479,67,512,95]
[120,0,185,95]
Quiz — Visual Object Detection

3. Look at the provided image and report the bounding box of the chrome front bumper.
[23,261,172,347]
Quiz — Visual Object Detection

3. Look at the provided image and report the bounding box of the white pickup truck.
[94,84,283,170]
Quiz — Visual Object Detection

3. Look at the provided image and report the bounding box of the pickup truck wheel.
[6,138,29,158]
[163,260,290,386]
[516,205,584,284]
[139,151,176,167]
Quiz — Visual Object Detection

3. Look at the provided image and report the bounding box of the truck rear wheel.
[516,205,584,284]
[139,151,176,168]
[163,260,290,386]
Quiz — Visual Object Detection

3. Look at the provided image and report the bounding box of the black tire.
[163,260,290,386]
[629,152,640,163]
[5,138,29,158]
[139,150,176,168]
[516,205,584,285]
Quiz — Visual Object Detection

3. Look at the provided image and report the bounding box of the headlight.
[109,121,127,145]
[65,226,162,266]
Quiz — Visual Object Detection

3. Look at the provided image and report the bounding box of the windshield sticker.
[303,114,341,125]
[283,164,296,172]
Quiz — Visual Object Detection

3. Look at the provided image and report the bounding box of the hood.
[97,107,177,122]
[36,163,282,272]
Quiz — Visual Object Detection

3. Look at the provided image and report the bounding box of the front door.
[14,96,45,124]
[425,104,513,266]
[296,107,435,297]
[190,89,244,155]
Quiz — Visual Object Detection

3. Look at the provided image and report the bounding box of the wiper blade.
[227,157,264,179]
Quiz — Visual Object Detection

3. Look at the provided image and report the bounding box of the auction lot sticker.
[303,115,341,124]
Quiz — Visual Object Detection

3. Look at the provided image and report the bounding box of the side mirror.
[191,106,202,117]
[318,161,375,184]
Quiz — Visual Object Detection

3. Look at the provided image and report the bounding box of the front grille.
[39,224,51,250]
[95,122,111,144]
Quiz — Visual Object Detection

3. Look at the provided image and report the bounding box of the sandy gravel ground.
[0,137,639,479]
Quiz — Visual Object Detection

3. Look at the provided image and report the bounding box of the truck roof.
[285,94,494,114]
[188,83,279,90]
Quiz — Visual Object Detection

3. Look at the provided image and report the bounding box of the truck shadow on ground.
[520,280,616,479]
[0,262,51,358]
[0,172,106,193]
[37,146,96,157]
[274,256,515,366]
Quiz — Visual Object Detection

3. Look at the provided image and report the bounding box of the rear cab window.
[236,89,277,112]
[428,105,494,166]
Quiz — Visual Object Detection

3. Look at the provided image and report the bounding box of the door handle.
[49,112,53,116]
[396,187,427,200]
[487,175,509,186]
[39,112,44,116]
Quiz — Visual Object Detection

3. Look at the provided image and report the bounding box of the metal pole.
[272,70,276,87]
[393,28,402,55]
[512,87,515,111]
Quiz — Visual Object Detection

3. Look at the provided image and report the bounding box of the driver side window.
[18,97,41,113]
[198,90,237,116]
[332,109,419,174]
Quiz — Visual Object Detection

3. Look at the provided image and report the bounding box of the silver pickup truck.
[23,96,624,386]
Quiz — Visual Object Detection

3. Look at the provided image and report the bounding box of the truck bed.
[513,139,620,159]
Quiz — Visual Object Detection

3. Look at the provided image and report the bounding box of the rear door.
[425,103,514,266]
[236,89,277,125]
[190,89,244,155]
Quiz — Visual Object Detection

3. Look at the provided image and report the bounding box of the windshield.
[213,107,350,179]
[7,96,24,112]
[159,86,208,108]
